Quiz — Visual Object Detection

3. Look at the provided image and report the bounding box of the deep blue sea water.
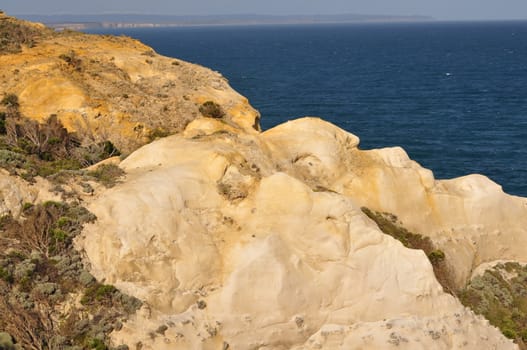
[87,22,527,196]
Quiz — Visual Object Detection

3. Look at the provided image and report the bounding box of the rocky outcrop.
[262,119,527,289]
[77,118,521,349]
[0,14,259,153]
[0,170,59,218]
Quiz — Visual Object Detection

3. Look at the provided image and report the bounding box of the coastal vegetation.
[0,93,122,186]
[0,14,51,54]
[199,101,225,119]
[461,262,527,349]
[0,201,141,349]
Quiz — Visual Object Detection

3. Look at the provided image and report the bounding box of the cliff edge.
[0,12,260,154]
[0,14,525,350]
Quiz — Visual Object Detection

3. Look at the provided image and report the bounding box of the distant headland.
[15,13,435,30]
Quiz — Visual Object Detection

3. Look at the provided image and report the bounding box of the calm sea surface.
[87,22,527,196]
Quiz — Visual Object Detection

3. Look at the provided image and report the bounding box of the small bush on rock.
[199,101,225,119]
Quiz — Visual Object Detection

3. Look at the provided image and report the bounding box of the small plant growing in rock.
[428,250,446,264]
[86,164,125,188]
[1,93,19,109]
[81,283,117,305]
[199,101,225,119]
[147,128,172,142]
[59,50,82,71]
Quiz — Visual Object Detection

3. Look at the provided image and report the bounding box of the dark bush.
[59,51,82,71]
[1,94,18,108]
[86,164,125,188]
[199,101,225,119]
[0,112,6,134]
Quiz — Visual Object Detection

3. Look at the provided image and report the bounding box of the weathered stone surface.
[77,118,519,349]
[0,170,58,218]
[261,118,527,289]
[0,15,260,153]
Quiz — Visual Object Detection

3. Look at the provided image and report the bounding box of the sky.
[2,0,527,21]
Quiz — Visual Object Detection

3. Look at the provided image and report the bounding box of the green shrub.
[0,266,13,283]
[86,164,124,188]
[81,284,117,305]
[22,202,33,212]
[51,228,67,242]
[502,328,517,339]
[428,250,445,264]
[56,216,73,228]
[88,338,108,350]
[1,93,18,108]
[199,101,225,119]
[460,263,527,345]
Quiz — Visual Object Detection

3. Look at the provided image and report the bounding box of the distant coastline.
[15,14,435,30]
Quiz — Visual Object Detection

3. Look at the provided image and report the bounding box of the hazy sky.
[3,0,527,21]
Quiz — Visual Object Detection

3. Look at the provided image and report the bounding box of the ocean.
[87,22,527,196]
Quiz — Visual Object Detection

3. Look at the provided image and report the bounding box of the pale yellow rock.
[0,17,260,153]
[262,118,527,289]
[294,312,512,350]
[77,125,517,349]
[0,171,59,218]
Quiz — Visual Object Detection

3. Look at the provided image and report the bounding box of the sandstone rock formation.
[77,118,521,349]
[0,13,259,153]
[262,118,527,290]
[0,170,58,218]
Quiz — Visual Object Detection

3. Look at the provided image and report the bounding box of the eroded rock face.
[0,15,260,153]
[0,170,59,218]
[77,118,519,349]
[262,118,527,289]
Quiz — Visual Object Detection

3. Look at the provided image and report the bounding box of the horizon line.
[9,12,527,23]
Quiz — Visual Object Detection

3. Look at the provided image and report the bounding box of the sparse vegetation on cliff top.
[0,93,122,186]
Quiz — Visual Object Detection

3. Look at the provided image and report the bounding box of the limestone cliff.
[76,118,522,349]
[0,14,525,350]
[0,13,259,153]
